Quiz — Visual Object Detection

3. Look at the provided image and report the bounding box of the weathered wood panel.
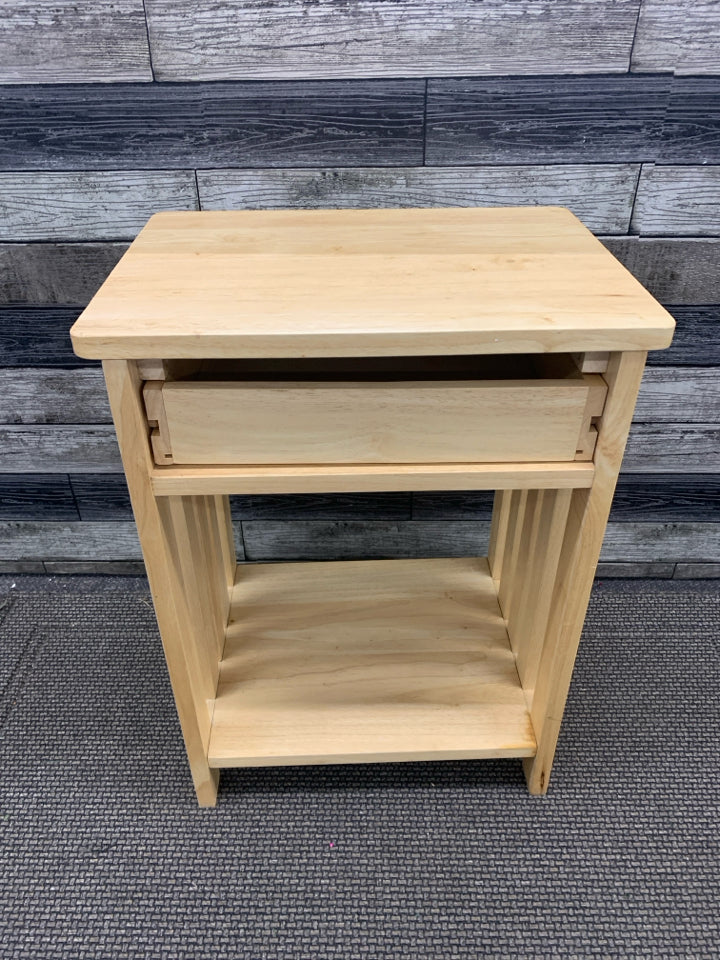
[239,519,720,563]
[0,82,424,171]
[198,165,639,233]
[43,560,147,576]
[5,367,717,428]
[595,562,675,578]
[0,172,198,242]
[231,492,412,522]
[0,0,152,84]
[242,519,491,561]
[632,166,720,237]
[648,306,720,367]
[632,0,720,75]
[601,522,720,562]
[0,426,122,473]
[145,0,639,80]
[0,370,109,424]
[660,78,720,164]
[635,368,720,423]
[0,243,127,305]
[602,238,720,304]
[412,491,495,520]
[0,517,717,564]
[624,423,720,473]
[0,475,78,521]
[425,76,669,165]
[70,474,132,521]
[0,520,246,562]
[413,476,720,524]
[674,563,720,579]
[611,475,720,523]
[0,307,90,367]
[0,521,142,560]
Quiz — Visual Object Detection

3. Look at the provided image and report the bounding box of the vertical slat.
[497,489,527,621]
[102,359,219,806]
[167,496,222,696]
[511,489,572,694]
[213,494,237,590]
[524,351,647,795]
[197,494,231,651]
[506,489,543,645]
[487,489,511,583]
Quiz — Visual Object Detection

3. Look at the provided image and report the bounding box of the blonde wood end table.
[70,207,674,807]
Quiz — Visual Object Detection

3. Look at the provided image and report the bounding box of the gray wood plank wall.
[0,0,718,573]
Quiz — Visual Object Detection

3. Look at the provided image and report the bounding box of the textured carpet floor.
[0,574,718,959]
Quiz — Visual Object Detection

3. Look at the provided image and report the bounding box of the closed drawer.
[143,356,606,467]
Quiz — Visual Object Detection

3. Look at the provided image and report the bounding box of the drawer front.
[156,379,593,466]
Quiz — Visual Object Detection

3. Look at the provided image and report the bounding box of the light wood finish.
[70,208,675,359]
[151,461,595,496]
[208,557,535,767]
[77,207,674,803]
[523,350,647,794]
[160,377,592,466]
[142,380,173,463]
[487,490,511,584]
[506,489,572,695]
[102,359,219,805]
[572,352,609,374]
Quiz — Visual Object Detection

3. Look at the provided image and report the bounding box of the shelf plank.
[151,461,594,496]
[208,557,536,767]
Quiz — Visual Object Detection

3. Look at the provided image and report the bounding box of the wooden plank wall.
[1,0,718,577]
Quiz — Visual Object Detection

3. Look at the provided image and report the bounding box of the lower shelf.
[207,556,536,768]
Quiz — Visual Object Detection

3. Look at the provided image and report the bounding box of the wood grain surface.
[197,165,639,233]
[0,243,128,304]
[69,209,674,359]
[649,306,720,367]
[144,0,639,80]
[0,172,198,241]
[426,76,669,165]
[632,0,720,75]
[0,426,122,473]
[0,475,78,521]
[603,239,720,304]
[0,81,424,171]
[0,516,717,564]
[624,423,720,472]
[0,307,88,366]
[0,369,110,424]
[632,165,720,236]
[660,78,720,164]
[0,0,152,84]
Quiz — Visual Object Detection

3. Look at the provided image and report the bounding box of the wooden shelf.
[207,557,536,768]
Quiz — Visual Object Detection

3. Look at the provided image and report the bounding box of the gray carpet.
[0,574,718,959]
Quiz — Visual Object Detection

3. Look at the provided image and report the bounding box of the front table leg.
[103,359,226,806]
[524,350,647,794]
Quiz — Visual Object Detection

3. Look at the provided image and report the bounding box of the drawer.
[142,356,606,467]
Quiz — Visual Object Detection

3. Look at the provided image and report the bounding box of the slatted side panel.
[0,1,718,572]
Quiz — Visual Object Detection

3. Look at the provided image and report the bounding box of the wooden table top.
[71,207,675,359]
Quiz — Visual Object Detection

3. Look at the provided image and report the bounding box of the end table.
[71,208,674,806]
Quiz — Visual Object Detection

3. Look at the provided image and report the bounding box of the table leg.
[523,350,647,794]
[103,359,221,806]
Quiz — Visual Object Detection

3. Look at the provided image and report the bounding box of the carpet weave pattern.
[0,575,718,959]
